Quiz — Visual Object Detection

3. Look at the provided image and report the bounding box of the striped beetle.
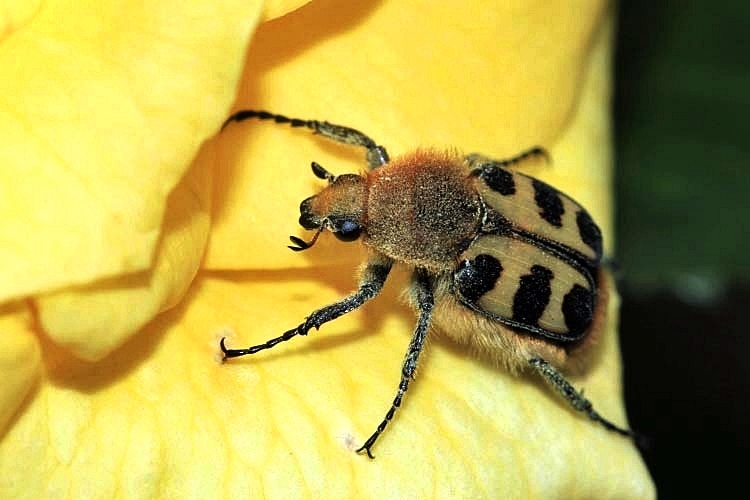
[220,110,633,458]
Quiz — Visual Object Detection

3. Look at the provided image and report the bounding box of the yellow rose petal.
[0,1,40,33]
[0,303,40,435]
[0,0,656,497]
[35,145,212,360]
[261,0,312,22]
[0,270,652,498]
[0,0,263,303]
[195,1,653,496]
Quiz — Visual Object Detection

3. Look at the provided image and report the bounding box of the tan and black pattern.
[474,167,603,264]
[454,234,595,342]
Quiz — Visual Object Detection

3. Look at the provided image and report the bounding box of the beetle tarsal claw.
[355,440,376,459]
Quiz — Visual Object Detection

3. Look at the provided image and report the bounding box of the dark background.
[615,0,749,497]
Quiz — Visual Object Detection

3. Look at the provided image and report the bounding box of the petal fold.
[36,145,213,360]
[0,0,263,303]
[0,303,40,434]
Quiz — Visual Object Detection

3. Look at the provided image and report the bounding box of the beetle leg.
[221,109,390,169]
[528,358,634,437]
[356,268,435,459]
[465,147,550,172]
[220,259,393,358]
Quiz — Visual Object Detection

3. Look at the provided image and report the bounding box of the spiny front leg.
[528,358,634,437]
[356,268,435,459]
[220,260,393,359]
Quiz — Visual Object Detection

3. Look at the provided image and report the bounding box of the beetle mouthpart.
[299,197,320,230]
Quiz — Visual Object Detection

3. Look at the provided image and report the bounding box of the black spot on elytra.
[561,284,594,337]
[482,168,516,195]
[576,210,603,259]
[532,179,564,228]
[481,210,513,235]
[512,265,553,326]
[455,254,503,303]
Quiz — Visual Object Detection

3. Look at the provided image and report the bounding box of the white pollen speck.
[339,431,358,452]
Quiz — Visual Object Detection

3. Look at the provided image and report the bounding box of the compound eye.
[334,220,362,242]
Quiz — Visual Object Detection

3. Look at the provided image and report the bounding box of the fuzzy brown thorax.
[299,150,482,270]
[363,150,482,270]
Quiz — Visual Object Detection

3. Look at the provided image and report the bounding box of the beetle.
[219,110,633,459]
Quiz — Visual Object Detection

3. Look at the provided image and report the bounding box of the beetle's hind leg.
[465,147,550,171]
[220,260,393,359]
[356,268,435,459]
[528,358,634,437]
[221,109,389,169]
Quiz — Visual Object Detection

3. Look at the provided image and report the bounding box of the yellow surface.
[0,0,655,498]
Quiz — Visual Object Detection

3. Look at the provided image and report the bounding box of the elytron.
[219,110,633,458]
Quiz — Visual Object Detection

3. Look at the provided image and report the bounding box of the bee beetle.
[219,110,633,459]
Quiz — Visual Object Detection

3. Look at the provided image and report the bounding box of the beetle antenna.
[311,161,336,183]
[288,226,325,252]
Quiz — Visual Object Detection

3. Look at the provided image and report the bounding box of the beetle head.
[289,163,367,252]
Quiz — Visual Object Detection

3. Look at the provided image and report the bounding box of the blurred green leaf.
[615,0,750,289]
